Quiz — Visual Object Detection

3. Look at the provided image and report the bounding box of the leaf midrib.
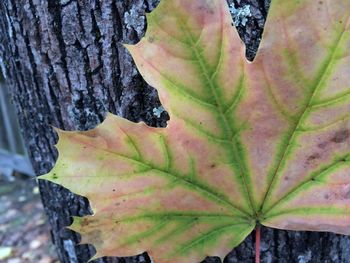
[117,212,238,223]
[175,9,256,217]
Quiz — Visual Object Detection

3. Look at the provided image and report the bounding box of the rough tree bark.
[0,0,350,262]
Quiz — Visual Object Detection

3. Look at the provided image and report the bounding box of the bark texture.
[0,0,349,262]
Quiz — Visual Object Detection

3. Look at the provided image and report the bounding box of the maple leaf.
[40,0,350,262]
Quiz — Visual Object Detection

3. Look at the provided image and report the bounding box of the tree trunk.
[0,0,349,262]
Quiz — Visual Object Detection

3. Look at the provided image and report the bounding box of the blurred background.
[0,69,58,263]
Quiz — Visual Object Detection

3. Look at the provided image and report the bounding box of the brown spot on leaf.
[198,0,215,14]
[344,191,350,199]
[331,130,350,143]
[306,153,321,164]
[318,142,328,149]
[84,131,99,138]
[81,218,90,227]
[210,163,216,168]
[307,153,321,163]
